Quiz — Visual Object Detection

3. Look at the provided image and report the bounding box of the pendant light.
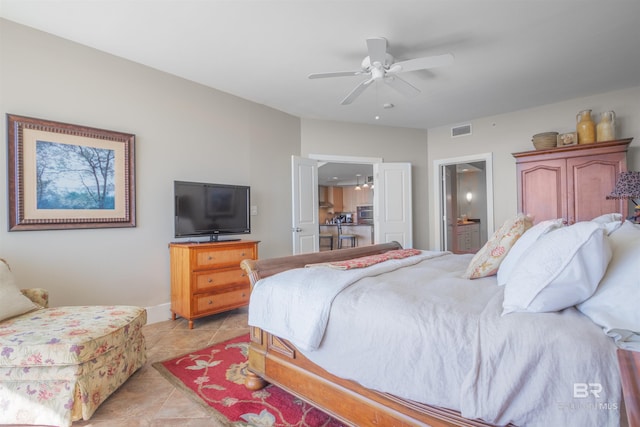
[355,174,362,191]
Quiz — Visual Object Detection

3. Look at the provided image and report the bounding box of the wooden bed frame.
[241,243,639,426]
[240,242,506,427]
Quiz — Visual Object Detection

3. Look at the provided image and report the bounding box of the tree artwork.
[36,140,115,210]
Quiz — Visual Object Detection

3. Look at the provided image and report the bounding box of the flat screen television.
[174,180,251,241]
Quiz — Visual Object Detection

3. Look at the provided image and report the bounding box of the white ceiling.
[2,0,640,131]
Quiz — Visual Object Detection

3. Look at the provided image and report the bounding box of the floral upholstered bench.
[0,259,147,426]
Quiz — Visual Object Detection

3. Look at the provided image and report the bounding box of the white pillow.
[502,221,611,314]
[577,220,640,350]
[591,213,623,235]
[496,218,564,286]
[0,259,39,322]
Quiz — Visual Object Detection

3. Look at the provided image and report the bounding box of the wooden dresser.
[169,240,259,329]
[512,139,632,224]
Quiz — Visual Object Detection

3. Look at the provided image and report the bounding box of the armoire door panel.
[567,153,627,223]
[513,139,632,226]
[518,159,567,223]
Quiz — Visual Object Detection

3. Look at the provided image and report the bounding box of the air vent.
[451,124,472,138]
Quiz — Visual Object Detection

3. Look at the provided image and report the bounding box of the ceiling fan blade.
[366,37,387,66]
[390,53,454,73]
[308,70,363,79]
[340,78,374,105]
[383,75,420,97]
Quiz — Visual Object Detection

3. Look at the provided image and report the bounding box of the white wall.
[427,87,640,249]
[0,19,300,321]
[301,119,430,249]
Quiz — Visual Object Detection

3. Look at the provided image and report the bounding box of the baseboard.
[145,302,173,325]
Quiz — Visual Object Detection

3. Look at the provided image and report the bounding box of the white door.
[291,156,319,254]
[373,163,412,248]
[442,164,455,252]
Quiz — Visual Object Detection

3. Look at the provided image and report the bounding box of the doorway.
[311,155,381,226]
[291,155,412,254]
[433,153,494,253]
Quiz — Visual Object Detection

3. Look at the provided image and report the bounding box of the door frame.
[432,153,495,251]
[308,154,383,167]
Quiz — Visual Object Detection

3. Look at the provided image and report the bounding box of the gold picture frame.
[7,114,136,231]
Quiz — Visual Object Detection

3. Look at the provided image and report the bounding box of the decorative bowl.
[532,132,559,150]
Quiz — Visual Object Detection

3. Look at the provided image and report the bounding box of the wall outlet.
[250,205,258,216]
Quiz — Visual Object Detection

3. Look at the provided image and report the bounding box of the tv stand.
[169,240,260,329]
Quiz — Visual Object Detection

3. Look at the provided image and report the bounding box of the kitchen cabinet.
[342,187,373,212]
[319,186,328,207]
[327,186,343,213]
[512,139,631,224]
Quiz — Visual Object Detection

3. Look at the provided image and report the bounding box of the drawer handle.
[208,278,213,283]
[208,299,213,305]
[242,293,246,298]
[208,256,213,261]
[241,252,246,257]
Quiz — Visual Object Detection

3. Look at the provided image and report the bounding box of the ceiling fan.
[308,37,454,105]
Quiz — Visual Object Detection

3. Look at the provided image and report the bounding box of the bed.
[240,215,639,427]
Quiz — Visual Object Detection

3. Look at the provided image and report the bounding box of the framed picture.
[557,132,577,147]
[7,114,135,231]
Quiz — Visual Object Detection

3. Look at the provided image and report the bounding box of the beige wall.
[0,19,300,321]
[2,18,639,322]
[301,119,429,249]
[427,87,640,249]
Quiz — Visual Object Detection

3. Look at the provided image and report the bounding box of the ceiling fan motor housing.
[361,53,394,72]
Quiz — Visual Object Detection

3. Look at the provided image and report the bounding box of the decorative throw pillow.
[0,258,40,322]
[496,218,564,286]
[502,221,611,314]
[462,213,533,279]
[577,220,640,350]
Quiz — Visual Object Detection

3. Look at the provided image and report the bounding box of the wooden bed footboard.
[246,326,502,427]
[240,243,505,427]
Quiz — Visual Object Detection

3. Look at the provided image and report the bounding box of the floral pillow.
[462,213,533,279]
[0,258,40,322]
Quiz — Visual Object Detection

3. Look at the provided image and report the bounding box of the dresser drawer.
[194,288,249,315]
[194,267,248,292]
[193,245,256,269]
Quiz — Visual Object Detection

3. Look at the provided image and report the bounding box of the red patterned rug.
[153,334,343,426]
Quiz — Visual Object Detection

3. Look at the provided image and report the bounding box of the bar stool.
[337,223,356,249]
[319,233,334,250]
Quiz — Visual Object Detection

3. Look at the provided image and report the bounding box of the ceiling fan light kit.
[308,37,454,105]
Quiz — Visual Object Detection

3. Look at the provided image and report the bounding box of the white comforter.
[248,250,447,351]
[248,252,622,427]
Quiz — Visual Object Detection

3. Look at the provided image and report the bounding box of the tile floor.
[73,308,251,427]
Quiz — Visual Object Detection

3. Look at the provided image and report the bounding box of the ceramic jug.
[596,110,616,142]
[576,109,596,144]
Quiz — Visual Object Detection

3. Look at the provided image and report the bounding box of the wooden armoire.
[512,138,633,224]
